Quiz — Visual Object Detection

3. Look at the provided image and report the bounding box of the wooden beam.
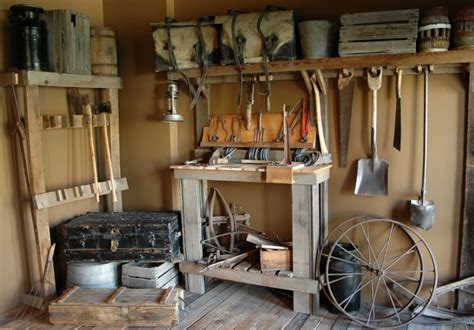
[179,261,319,294]
[23,85,55,293]
[33,178,129,210]
[102,88,123,211]
[18,70,122,89]
[180,179,205,293]
[167,50,474,80]
[459,63,474,312]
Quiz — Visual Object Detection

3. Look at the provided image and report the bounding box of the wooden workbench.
[172,163,330,314]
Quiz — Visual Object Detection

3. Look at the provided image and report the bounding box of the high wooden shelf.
[167,49,474,82]
[0,70,122,89]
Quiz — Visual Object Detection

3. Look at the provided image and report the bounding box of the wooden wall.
[103,0,469,297]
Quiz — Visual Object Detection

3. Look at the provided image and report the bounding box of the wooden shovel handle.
[85,105,100,203]
[102,113,117,203]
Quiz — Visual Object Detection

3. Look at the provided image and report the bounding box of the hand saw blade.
[338,80,355,167]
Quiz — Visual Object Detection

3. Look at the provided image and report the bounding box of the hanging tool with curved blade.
[393,67,403,151]
[338,68,354,167]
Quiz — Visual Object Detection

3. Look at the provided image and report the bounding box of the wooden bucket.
[90,27,118,76]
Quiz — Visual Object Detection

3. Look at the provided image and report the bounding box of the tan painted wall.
[103,0,468,293]
[0,0,103,313]
[104,0,466,290]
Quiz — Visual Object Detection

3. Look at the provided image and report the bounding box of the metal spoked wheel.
[319,218,438,328]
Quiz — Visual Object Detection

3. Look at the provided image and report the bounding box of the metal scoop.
[411,66,435,230]
[355,67,389,196]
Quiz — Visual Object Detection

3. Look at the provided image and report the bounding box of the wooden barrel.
[453,7,474,49]
[90,27,118,76]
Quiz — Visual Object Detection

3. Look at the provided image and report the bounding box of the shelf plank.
[167,50,474,80]
[179,261,319,294]
[0,70,122,88]
[33,178,129,209]
[171,164,331,185]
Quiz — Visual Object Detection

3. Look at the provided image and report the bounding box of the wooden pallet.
[339,9,419,56]
[49,286,182,327]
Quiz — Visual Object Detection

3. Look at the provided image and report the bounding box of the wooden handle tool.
[102,113,117,202]
[85,104,100,202]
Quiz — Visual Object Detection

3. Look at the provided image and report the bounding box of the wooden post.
[292,184,320,314]
[180,179,205,293]
[459,63,474,312]
[102,88,123,211]
[23,85,55,293]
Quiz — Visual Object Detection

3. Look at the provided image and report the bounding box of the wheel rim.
[321,218,437,328]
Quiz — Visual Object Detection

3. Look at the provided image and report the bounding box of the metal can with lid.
[8,4,49,71]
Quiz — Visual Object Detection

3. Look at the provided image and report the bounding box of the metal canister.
[453,7,474,49]
[418,7,451,52]
[8,4,49,71]
[298,20,338,59]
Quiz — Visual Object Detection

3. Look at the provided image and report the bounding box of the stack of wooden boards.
[49,286,182,327]
[62,211,181,262]
[122,262,179,289]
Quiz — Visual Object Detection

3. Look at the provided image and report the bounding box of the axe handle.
[102,113,117,202]
[311,78,328,154]
[85,105,100,202]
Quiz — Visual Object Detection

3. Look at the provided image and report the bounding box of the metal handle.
[421,66,429,204]
[371,88,378,161]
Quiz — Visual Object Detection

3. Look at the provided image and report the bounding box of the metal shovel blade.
[410,199,435,230]
[354,158,389,196]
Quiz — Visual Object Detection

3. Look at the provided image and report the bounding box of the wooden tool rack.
[0,70,124,293]
[168,49,474,313]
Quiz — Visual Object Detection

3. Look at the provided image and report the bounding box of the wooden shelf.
[179,261,319,295]
[167,49,474,82]
[171,164,330,185]
[0,70,122,89]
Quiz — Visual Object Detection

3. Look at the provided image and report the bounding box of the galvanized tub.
[298,20,338,58]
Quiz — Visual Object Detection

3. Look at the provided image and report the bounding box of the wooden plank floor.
[0,281,470,329]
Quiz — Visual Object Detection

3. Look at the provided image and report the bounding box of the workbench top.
[171,163,331,185]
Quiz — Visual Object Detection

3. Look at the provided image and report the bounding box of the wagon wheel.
[320,218,437,328]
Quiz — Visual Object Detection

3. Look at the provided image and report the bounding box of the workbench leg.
[23,85,55,293]
[292,184,319,314]
[181,179,206,294]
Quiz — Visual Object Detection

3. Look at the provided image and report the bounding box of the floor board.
[0,282,470,329]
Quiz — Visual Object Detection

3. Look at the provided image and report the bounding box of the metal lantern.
[161,81,184,122]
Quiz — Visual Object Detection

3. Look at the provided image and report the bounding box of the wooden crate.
[44,10,91,74]
[260,249,292,271]
[122,262,179,289]
[49,286,182,327]
[338,9,419,56]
